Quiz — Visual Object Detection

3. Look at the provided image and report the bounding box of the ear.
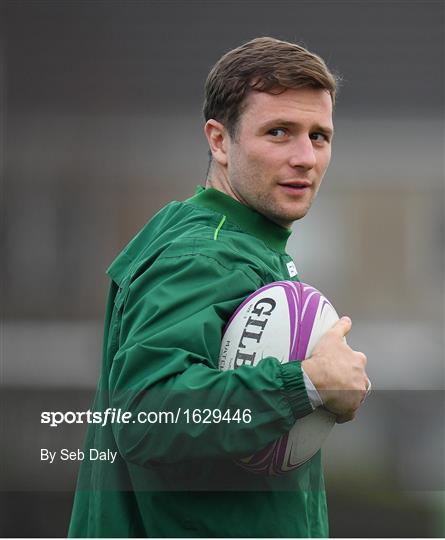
[204,119,229,166]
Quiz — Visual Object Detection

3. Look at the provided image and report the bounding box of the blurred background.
[2,0,444,536]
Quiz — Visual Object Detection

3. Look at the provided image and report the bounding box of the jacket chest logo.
[286,261,298,277]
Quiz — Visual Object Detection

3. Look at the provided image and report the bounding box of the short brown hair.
[203,37,339,137]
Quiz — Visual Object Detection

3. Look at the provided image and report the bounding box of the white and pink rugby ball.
[218,280,338,475]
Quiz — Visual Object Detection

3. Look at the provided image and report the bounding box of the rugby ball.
[218,280,338,475]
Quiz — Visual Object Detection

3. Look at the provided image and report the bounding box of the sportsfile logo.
[234,298,276,368]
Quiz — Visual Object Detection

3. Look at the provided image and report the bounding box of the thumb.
[331,316,352,338]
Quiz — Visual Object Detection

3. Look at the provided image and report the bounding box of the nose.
[288,136,317,170]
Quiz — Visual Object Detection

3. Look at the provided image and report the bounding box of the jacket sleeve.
[108,249,313,466]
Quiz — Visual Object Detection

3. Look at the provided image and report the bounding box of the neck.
[206,166,243,205]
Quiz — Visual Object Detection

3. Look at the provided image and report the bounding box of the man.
[69,37,369,537]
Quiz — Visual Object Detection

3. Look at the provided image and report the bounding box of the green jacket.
[68,187,328,538]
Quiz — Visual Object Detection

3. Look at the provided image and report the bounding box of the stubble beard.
[241,180,315,228]
[228,155,316,228]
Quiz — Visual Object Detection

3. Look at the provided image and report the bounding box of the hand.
[301,317,369,422]
[333,377,372,424]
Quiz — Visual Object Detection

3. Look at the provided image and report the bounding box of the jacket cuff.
[280,362,314,420]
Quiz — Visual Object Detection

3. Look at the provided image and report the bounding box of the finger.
[362,378,372,402]
[335,410,356,424]
[354,351,367,365]
[331,316,352,338]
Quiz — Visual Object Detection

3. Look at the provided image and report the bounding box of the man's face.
[225,87,333,228]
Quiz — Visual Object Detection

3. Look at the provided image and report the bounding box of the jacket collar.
[187,186,291,253]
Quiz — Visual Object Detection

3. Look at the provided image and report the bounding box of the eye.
[268,128,287,137]
[310,132,329,143]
